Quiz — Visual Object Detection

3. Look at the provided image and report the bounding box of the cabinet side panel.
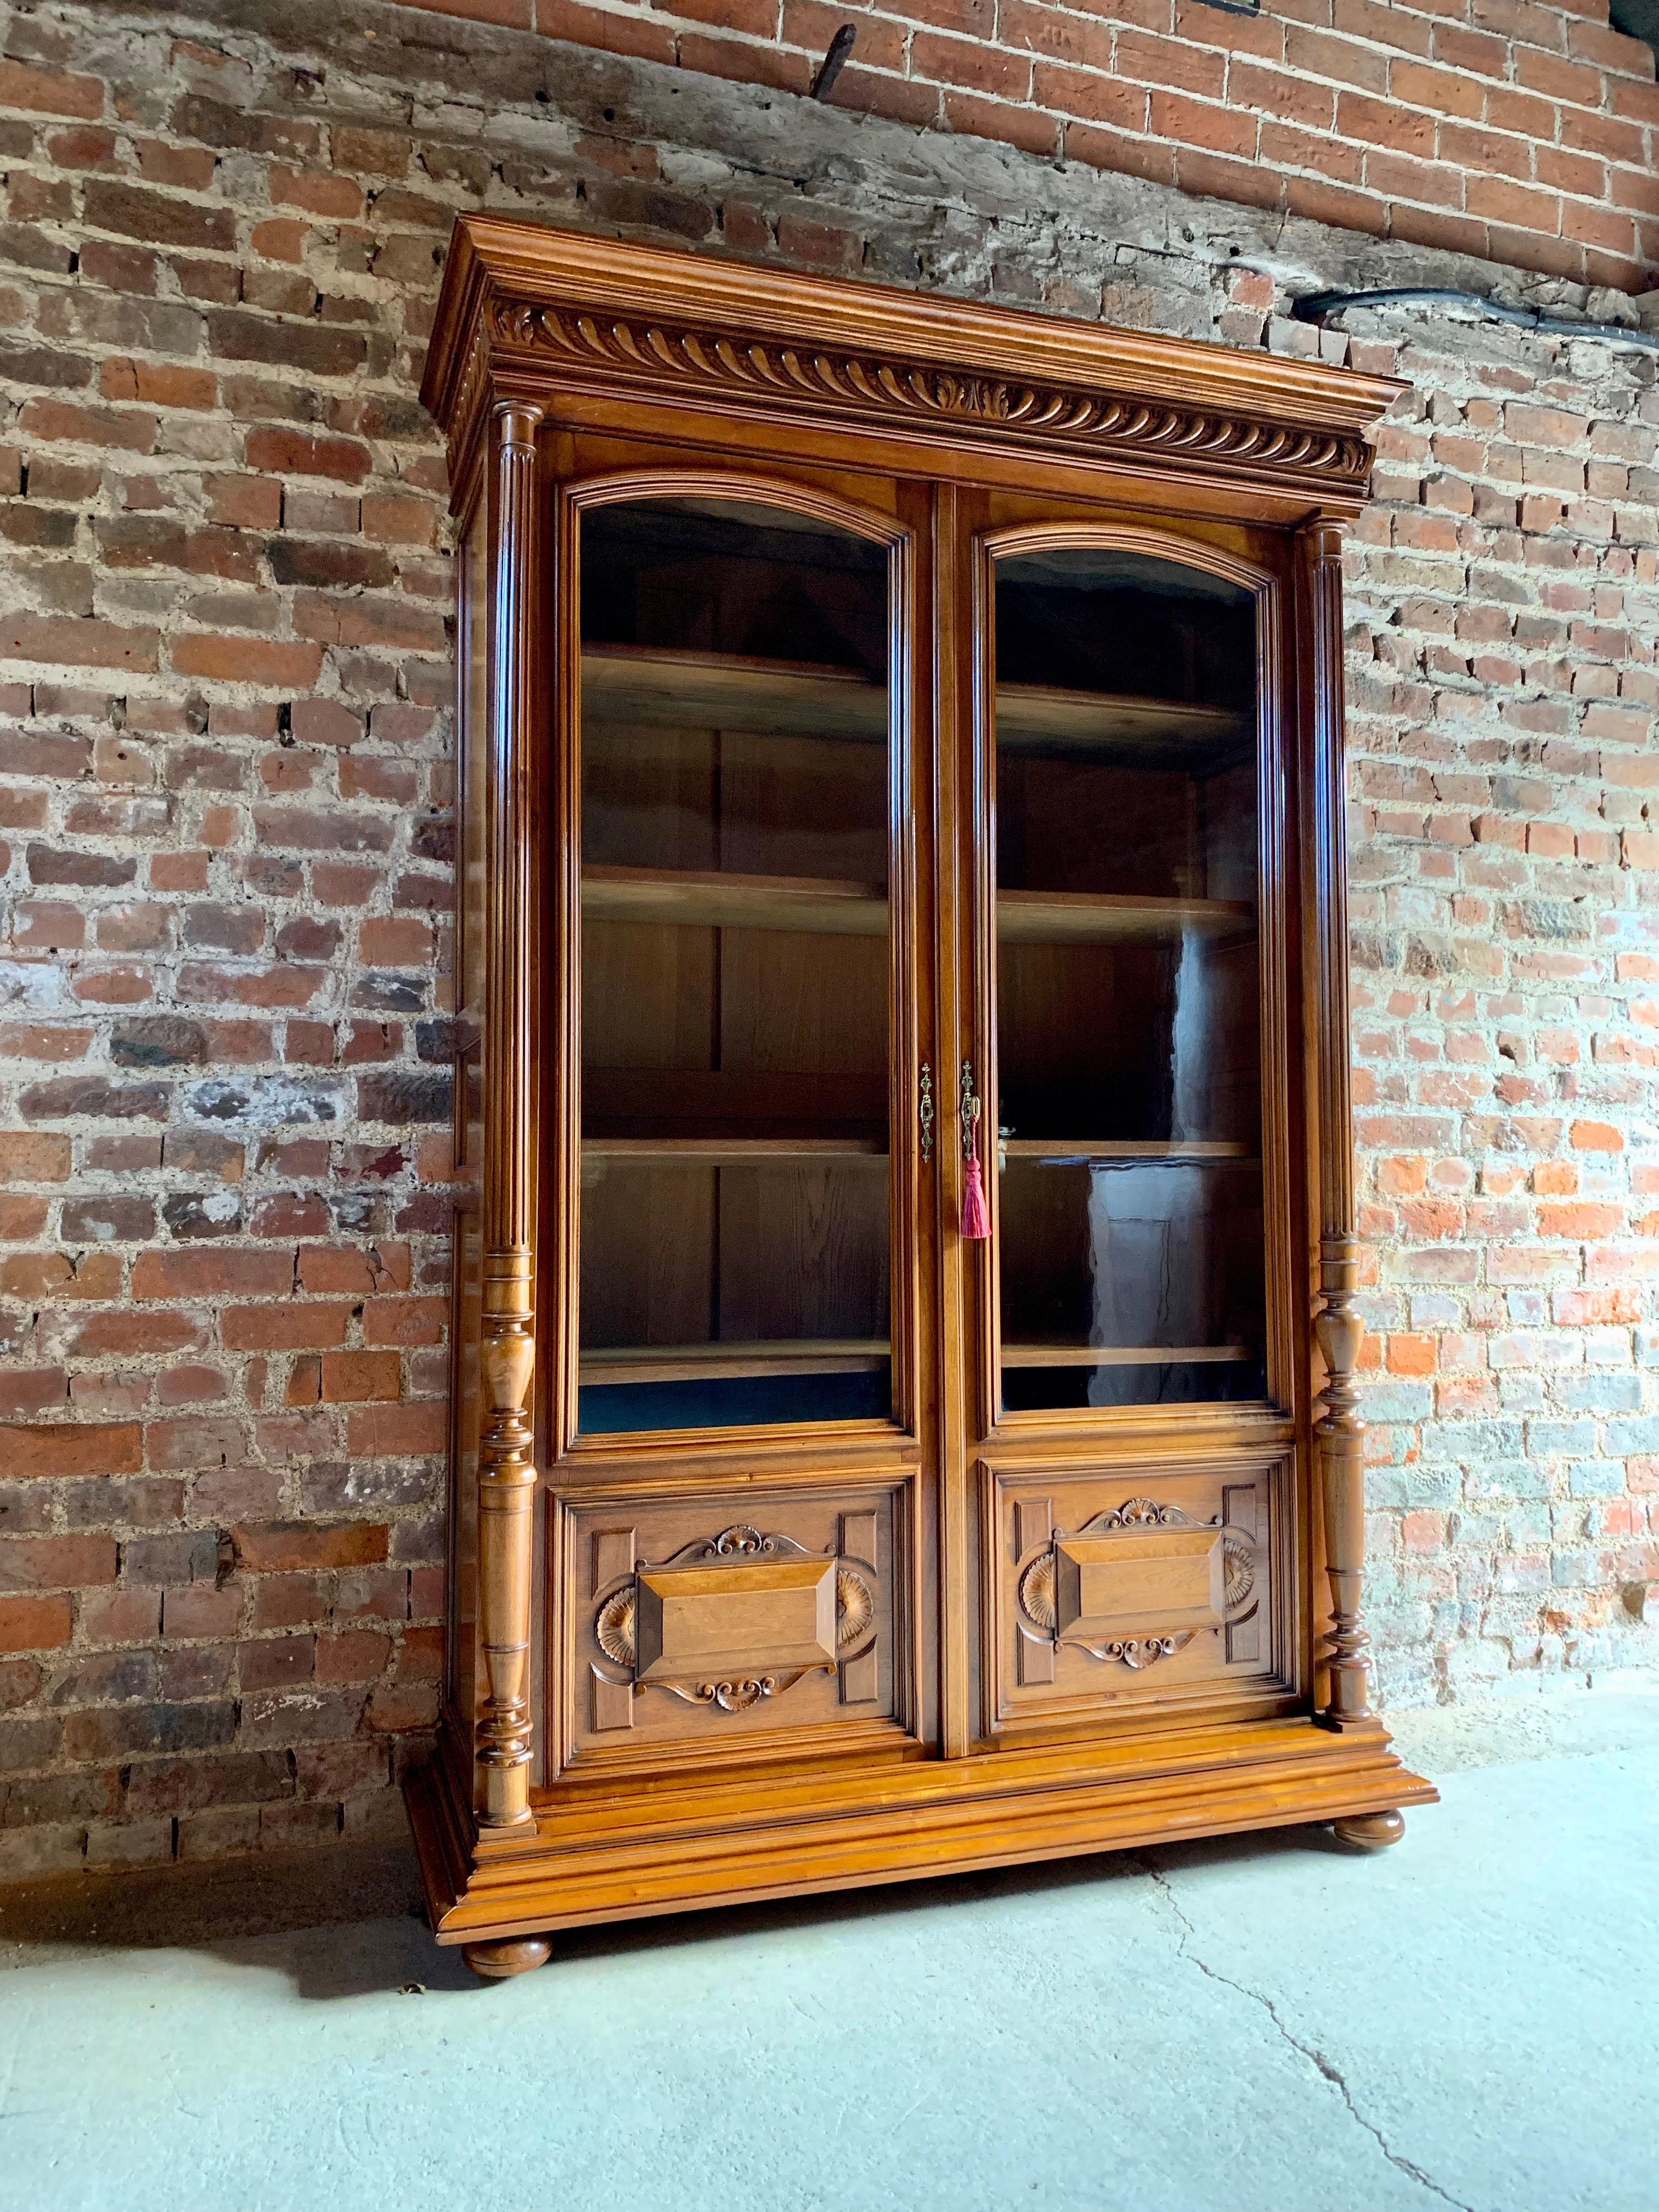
[445,515,490,1740]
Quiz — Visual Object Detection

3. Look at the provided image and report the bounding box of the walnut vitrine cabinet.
[410,215,1435,1978]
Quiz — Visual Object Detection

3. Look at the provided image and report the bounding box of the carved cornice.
[422,218,1404,503]
[484,296,1370,491]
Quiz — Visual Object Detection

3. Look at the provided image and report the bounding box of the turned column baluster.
[1304,518,1376,1733]
[476,399,544,1827]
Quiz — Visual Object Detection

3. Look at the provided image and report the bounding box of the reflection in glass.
[577,499,893,1434]
[992,546,1266,1410]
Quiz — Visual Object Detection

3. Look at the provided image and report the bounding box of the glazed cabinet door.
[541,452,936,1781]
[961,503,1306,1744]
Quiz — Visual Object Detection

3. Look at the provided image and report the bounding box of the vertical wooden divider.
[476,400,545,1826]
[1304,518,1376,1732]
[934,481,971,1759]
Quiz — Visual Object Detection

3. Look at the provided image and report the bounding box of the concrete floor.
[2,1691,1655,2212]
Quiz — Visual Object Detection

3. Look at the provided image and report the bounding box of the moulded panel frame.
[543,1463,924,1788]
[545,454,931,1470]
[976,1443,1300,1750]
[964,511,1304,1454]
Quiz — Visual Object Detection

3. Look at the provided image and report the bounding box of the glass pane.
[991,545,1266,1412]
[577,498,893,1434]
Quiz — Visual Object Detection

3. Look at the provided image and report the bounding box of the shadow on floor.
[0,1814,1358,2003]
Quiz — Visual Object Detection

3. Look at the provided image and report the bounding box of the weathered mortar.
[0,0,1655,1874]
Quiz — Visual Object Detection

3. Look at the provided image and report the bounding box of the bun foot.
[462,1936,551,1980]
[1332,1808,1406,1853]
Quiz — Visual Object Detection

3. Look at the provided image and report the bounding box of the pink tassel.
[961,1148,991,1240]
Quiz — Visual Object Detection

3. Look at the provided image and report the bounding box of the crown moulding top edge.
[422,216,1406,450]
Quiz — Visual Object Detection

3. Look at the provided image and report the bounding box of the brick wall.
[397,0,1659,290]
[1,0,1655,1875]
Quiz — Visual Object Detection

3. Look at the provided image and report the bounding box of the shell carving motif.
[595,1585,636,1669]
[707,1525,776,1558]
[835,1568,873,1652]
[1104,1498,1177,1528]
[1222,1538,1255,1613]
[1018,1552,1058,1634]
[487,302,1367,486]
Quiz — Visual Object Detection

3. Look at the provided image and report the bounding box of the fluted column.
[1304,518,1375,1731]
[476,400,543,1826]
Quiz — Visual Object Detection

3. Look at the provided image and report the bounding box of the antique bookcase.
[411,213,1435,1978]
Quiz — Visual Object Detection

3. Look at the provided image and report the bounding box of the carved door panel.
[980,1452,1294,1740]
[539,445,940,1785]
[957,494,1308,1746]
[555,1480,916,1774]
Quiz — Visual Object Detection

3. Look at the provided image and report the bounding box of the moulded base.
[405,1714,1437,1951]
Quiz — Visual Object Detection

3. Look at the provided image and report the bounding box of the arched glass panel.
[576,496,894,1435]
[990,544,1267,1412]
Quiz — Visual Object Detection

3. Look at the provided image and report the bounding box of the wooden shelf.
[585,865,1249,946]
[997,680,1250,760]
[1001,1343,1255,1368]
[580,646,1251,767]
[998,888,1253,943]
[583,1068,884,1137]
[584,865,887,938]
[580,1339,890,1385]
[1003,1139,1254,1162]
[584,1137,885,1164]
[583,646,885,739]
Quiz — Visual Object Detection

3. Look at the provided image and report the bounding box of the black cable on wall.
[1291,286,1659,356]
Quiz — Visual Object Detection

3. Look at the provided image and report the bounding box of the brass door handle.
[960,1059,981,1160]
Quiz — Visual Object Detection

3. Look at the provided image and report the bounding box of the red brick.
[132,1249,294,1300]
[229,1521,389,1572]
[170,635,326,687]
[100,357,217,410]
[0,59,104,117]
[0,1534,119,1591]
[1150,89,1259,158]
[314,1628,392,1682]
[17,398,158,452]
[361,1297,444,1347]
[221,1304,351,1351]
[0,1593,74,1652]
[1390,58,1486,120]
[244,426,371,483]
[3,613,160,671]
[1,1134,72,1182]
[7,1423,143,1480]
[268,165,365,218]
[343,1401,445,1457]
[318,1351,400,1402]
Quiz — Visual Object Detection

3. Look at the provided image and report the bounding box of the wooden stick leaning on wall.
[476,400,544,1827]
[1304,517,1375,1733]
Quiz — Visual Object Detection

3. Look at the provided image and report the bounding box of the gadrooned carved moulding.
[484,299,1370,490]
